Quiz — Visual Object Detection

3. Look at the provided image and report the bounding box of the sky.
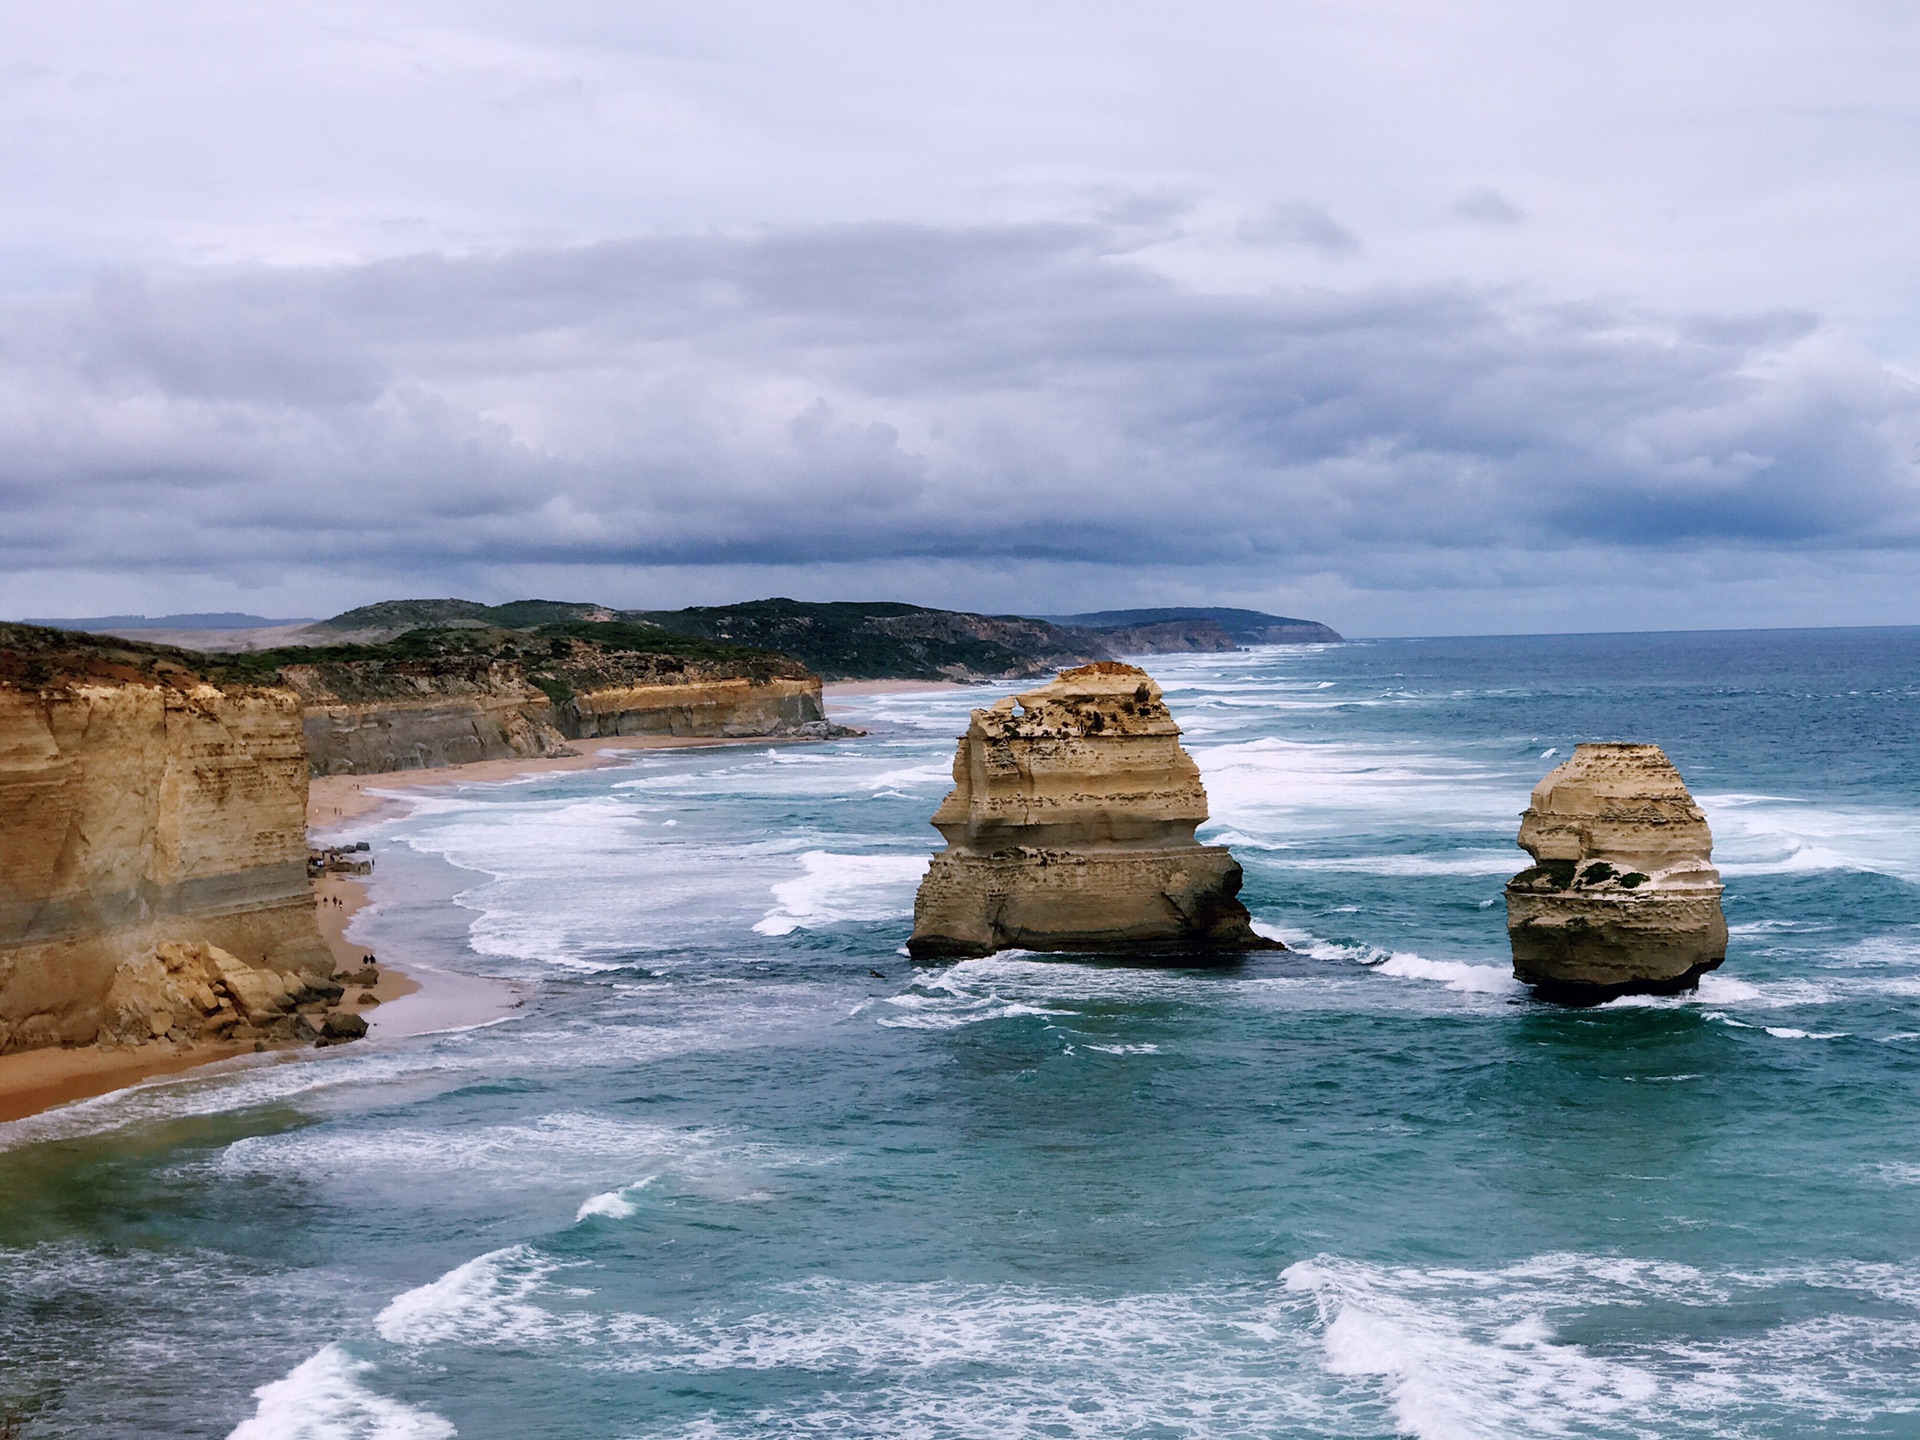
[4,1,1919,636]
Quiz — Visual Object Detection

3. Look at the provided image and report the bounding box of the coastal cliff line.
[0,626,333,1054]
[0,617,849,1059]
[283,637,834,777]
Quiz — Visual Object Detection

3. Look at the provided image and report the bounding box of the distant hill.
[23,611,313,631]
[301,598,607,641]
[629,599,1096,681]
[302,596,1103,681]
[1043,607,1343,644]
[190,594,1340,682]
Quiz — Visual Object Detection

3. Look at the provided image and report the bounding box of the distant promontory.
[44,597,1343,684]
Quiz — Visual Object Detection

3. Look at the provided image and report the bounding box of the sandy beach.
[307,733,767,829]
[0,874,505,1125]
[0,874,433,1126]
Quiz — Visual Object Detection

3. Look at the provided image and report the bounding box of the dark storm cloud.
[2,220,1917,596]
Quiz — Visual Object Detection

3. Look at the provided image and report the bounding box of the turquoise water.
[4,630,1920,1438]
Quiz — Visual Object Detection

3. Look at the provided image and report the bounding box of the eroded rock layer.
[284,644,836,776]
[1505,742,1728,1001]
[0,629,335,1053]
[908,663,1274,959]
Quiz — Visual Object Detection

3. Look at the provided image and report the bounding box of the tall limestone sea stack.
[1505,743,1728,1001]
[908,662,1276,959]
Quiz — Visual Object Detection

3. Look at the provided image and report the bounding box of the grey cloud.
[2,220,1917,608]
[1237,203,1363,257]
[1449,186,1525,226]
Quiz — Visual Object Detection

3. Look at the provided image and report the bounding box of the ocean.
[4,628,1919,1439]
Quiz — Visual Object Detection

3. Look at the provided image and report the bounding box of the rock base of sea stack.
[1506,889,1726,1002]
[1505,742,1727,1004]
[910,845,1264,959]
[906,661,1276,962]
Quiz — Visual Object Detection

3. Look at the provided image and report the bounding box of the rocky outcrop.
[100,939,351,1048]
[1505,743,1728,1002]
[908,663,1276,959]
[282,640,840,776]
[0,626,336,1054]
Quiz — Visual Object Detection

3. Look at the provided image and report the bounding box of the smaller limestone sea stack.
[1505,743,1728,1002]
[908,663,1276,960]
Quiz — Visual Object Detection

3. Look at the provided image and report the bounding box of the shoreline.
[2,716,920,1127]
[309,732,797,829]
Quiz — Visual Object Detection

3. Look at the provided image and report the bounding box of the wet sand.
[0,1041,266,1126]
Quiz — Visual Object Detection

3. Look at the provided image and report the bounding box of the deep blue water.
[4,629,1920,1438]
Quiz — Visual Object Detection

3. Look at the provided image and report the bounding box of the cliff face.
[281,638,834,776]
[0,629,332,1053]
[908,662,1276,959]
[282,656,574,775]
[1505,743,1728,1001]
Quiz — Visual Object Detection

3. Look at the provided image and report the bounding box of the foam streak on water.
[5,629,1920,1437]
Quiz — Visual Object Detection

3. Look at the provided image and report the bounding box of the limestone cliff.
[276,629,839,776]
[0,626,334,1053]
[908,663,1276,959]
[1505,742,1728,1001]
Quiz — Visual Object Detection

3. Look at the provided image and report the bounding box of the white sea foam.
[370,1253,1920,1438]
[754,850,930,936]
[872,992,1078,1030]
[0,1042,486,1154]
[227,1344,454,1440]
[376,1244,587,1348]
[1276,851,1521,878]
[1373,952,1523,996]
[576,1176,657,1221]
[585,1278,1344,1436]
[1283,1251,1920,1438]
[1702,792,1920,882]
[1253,921,1383,964]
[1189,735,1524,846]
[865,763,953,793]
[219,1112,718,1191]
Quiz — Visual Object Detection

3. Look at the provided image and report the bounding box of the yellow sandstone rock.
[1504,743,1728,1001]
[907,663,1276,959]
[0,667,334,1053]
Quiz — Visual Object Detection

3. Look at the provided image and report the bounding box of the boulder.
[907,663,1277,959]
[1505,743,1728,1002]
[321,1011,368,1041]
